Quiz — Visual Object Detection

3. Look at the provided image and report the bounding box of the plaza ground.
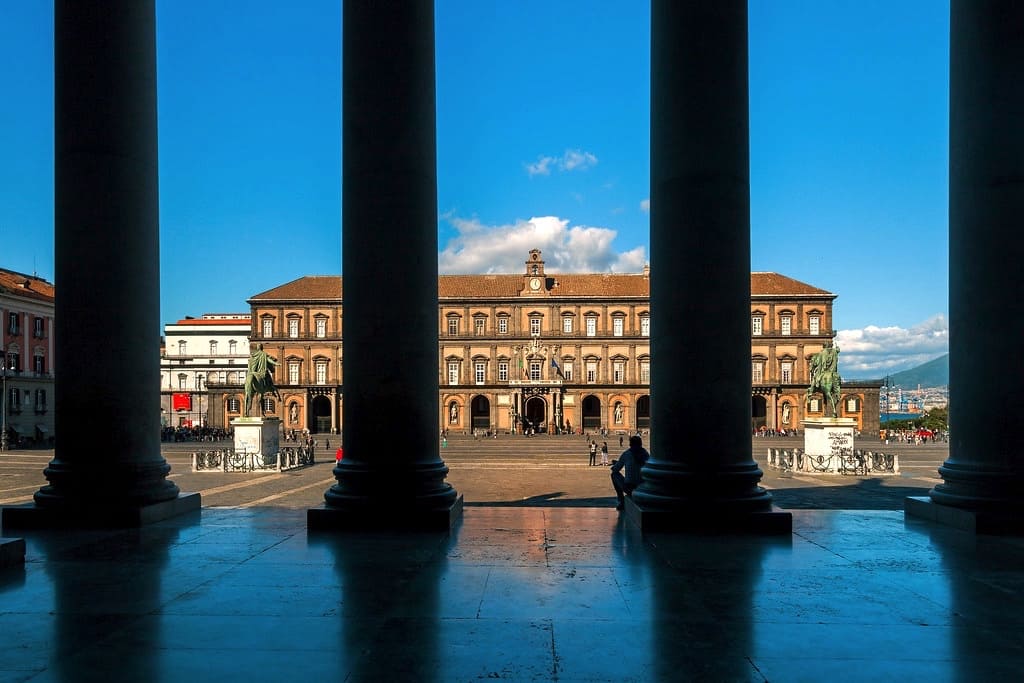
[4,436,1022,682]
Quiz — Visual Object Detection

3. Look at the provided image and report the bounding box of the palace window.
[808,397,821,412]
[846,397,860,413]
[219,371,227,384]
[752,316,763,336]
[586,317,596,337]
[497,317,508,334]
[612,318,624,337]
[262,318,273,338]
[9,388,20,411]
[809,315,820,335]
[316,318,327,338]
[178,374,187,390]
[227,397,240,413]
[640,316,650,337]
[530,317,542,335]
[781,361,793,384]
[780,316,792,336]
[6,352,19,372]
[475,362,486,384]
[563,361,573,381]
[33,354,45,374]
[447,318,459,336]
[752,361,764,383]
[34,389,47,412]
[289,362,300,385]
[288,318,299,338]
[34,317,44,337]
[529,362,542,381]
[229,340,237,354]
[262,397,276,413]
[178,341,186,355]
[8,313,19,334]
[586,361,597,383]
[447,362,459,385]
[210,341,218,355]
[498,361,509,382]
[563,316,573,333]
[196,374,205,390]
[315,361,327,385]
[639,361,650,384]
[613,361,625,384]
[474,318,485,335]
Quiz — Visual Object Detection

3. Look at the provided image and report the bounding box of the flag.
[551,357,564,379]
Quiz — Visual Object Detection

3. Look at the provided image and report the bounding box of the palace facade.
[215,250,878,437]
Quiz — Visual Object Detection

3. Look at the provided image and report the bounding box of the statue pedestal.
[801,418,857,473]
[231,417,281,461]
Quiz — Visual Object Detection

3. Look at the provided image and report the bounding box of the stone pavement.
[2,504,1024,681]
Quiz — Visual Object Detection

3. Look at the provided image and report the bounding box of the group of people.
[587,440,610,466]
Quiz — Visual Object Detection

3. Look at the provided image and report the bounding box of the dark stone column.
[2,1,199,528]
[309,0,460,530]
[907,1,1024,531]
[629,1,788,532]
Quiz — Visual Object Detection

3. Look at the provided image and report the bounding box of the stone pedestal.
[802,418,857,472]
[231,417,280,460]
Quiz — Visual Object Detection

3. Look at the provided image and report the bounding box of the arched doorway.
[524,396,546,433]
[310,395,332,434]
[471,395,490,433]
[751,395,767,432]
[582,394,602,431]
[636,395,650,430]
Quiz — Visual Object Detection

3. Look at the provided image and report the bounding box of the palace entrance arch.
[524,397,547,432]
[752,395,767,432]
[310,395,332,434]
[636,395,650,430]
[471,395,490,432]
[582,395,602,430]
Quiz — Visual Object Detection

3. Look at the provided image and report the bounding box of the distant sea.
[880,413,925,423]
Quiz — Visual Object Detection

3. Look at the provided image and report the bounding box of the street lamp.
[1,355,7,452]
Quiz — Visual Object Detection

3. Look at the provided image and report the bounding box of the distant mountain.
[886,354,949,388]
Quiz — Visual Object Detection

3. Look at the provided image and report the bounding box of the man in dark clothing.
[588,440,598,466]
[610,435,650,510]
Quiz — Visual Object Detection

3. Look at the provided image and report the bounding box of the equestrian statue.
[806,342,841,418]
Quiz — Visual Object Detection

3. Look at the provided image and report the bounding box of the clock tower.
[522,249,547,295]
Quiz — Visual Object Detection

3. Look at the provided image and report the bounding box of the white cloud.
[439,215,646,274]
[525,149,598,177]
[836,314,948,377]
[525,156,555,177]
[639,198,650,213]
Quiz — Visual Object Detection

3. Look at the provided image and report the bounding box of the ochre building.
[223,250,878,437]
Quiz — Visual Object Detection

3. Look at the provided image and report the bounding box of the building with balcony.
[0,268,55,446]
[227,250,879,436]
[159,314,251,430]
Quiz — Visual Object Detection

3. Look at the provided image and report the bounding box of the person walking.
[600,441,610,466]
[610,435,650,510]
[588,440,598,466]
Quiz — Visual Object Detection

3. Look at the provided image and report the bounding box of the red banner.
[172,393,192,411]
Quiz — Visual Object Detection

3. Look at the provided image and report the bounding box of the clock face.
[530,277,541,290]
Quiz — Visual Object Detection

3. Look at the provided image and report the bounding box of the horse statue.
[806,343,841,418]
[244,343,281,416]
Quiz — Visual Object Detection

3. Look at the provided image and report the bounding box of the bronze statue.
[806,343,841,418]
[245,343,280,416]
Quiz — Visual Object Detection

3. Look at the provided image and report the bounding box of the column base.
[0,538,25,568]
[623,496,792,534]
[308,494,464,532]
[905,496,1024,534]
[1,493,201,529]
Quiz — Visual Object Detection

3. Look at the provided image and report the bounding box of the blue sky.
[0,1,949,376]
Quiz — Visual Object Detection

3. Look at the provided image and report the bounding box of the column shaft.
[632,0,773,516]
[36,0,179,509]
[318,1,458,521]
[931,0,1024,511]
